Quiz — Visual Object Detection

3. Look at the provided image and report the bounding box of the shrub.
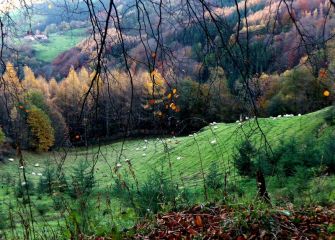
[38,166,68,195]
[175,186,193,208]
[226,183,244,198]
[35,202,49,216]
[300,139,321,168]
[65,164,97,236]
[0,207,7,230]
[274,167,315,205]
[38,166,56,195]
[233,140,255,176]
[113,172,193,213]
[52,196,65,211]
[254,151,278,176]
[234,137,327,178]
[308,177,335,206]
[276,138,321,176]
[137,171,177,215]
[324,107,335,126]
[69,161,95,199]
[112,176,133,202]
[322,135,335,173]
[15,179,35,198]
[55,172,68,193]
[3,173,13,195]
[206,162,223,191]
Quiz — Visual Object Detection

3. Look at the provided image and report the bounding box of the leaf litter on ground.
[126,204,335,239]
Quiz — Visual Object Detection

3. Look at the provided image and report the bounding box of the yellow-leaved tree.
[27,106,55,152]
[0,128,5,144]
[2,62,23,102]
[142,69,167,111]
[2,63,25,140]
[55,67,84,121]
[56,67,88,111]
[145,69,166,97]
[54,67,91,142]
[48,78,59,99]
[22,66,37,90]
[78,66,90,85]
[22,66,50,97]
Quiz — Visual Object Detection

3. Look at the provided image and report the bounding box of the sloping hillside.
[1,107,334,188]
[0,107,334,237]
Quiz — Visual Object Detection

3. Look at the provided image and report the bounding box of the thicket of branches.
[0,0,334,239]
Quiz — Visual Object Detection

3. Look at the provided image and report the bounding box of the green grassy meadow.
[32,28,87,62]
[13,28,87,64]
[0,107,335,238]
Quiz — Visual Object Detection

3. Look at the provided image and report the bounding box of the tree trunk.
[256,170,270,203]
